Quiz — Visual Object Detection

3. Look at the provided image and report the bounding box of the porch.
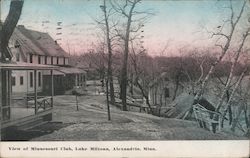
[0,62,57,138]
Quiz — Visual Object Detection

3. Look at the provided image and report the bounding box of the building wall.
[53,57,57,65]
[11,52,70,94]
[46,56,52,65]
[65,58,69,65]
[58,57,64,65]
[39,56,45,65]
[10,51,43,94]
[12,70,43,94]
[8,30,70,96]
[9,46,25,63]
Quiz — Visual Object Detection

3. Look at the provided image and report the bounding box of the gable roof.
[11,27,45,57]
[15,25,69,58]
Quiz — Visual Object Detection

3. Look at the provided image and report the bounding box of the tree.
[215,27,250,112]
[129,42,154,113]
[111,0,152,111]
[0,0,24,61]
[0,0,24,140]
[100,0,115,105]
[181,0,248,120]
[212,1,250,130]
[193,0,247,102]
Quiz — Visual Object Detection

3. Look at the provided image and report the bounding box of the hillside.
[32,94,245,141]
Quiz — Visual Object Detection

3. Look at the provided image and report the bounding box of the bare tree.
[193,0,247,102]
[111,0,152,111]
[100,0,115,105]
[215,27,250,112]
[130,42,153,113]
[181,0,248,120]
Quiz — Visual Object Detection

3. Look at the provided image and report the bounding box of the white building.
[9,25,85,95]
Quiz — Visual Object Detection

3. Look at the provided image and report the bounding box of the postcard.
[0,0,249,157]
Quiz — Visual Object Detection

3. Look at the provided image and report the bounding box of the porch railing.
[26,96,53,112]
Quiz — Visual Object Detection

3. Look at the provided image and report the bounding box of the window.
[12,77,16,86]
[45,56,47,64]
[20,76,24,85]
[38,72,41,87]
[29,54,33,63]
[51,57,53,65]
[63,57,66,65]
[38,55,41,64]
[65,58,68,65]
[16,53,20,62]
[57,57,59,65]
[15,40,20,48]
[30,72,33,87]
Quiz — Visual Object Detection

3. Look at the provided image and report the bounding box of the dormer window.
[38,55,41,64]
[14,40,20,48]
[51,57,53,65]
[16,53,20,62]
[29,54,33,63]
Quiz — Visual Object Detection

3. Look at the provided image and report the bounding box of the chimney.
[17,25,25,29]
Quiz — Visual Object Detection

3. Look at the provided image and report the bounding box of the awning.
[0,62,58,70]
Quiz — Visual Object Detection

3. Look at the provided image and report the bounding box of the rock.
[165,93,194,118]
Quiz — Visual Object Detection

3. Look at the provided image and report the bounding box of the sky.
[1,0,249,56]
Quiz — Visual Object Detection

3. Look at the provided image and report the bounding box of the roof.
[15,25,69,57]
[165,93,194,118]
[11,28,45,56]
[0,61,58,70]
[58,67,86,74]
[43,67,86,75]
[43,70,65,75]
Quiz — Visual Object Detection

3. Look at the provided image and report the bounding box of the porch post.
[75,74,77,87]
[7,70,12,119]
[34,70,37,114]
[50,70,54,107]
[0,69,2,140]
[26,71,29,108]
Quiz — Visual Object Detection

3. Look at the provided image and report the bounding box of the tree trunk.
[172,73,180,101]
[135,79,153,113]
[220,68,248,128]
[102,0,115,105]
[0,0,24,61]
[216,27,249,112]
[222,90,232,127]
[109,75,115,104]
[120,2,137,111]
[154,87,158,105]
[129,73,134,96]
[231,104,244,132]
[106,78,111,120]
[0,0,24,140]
